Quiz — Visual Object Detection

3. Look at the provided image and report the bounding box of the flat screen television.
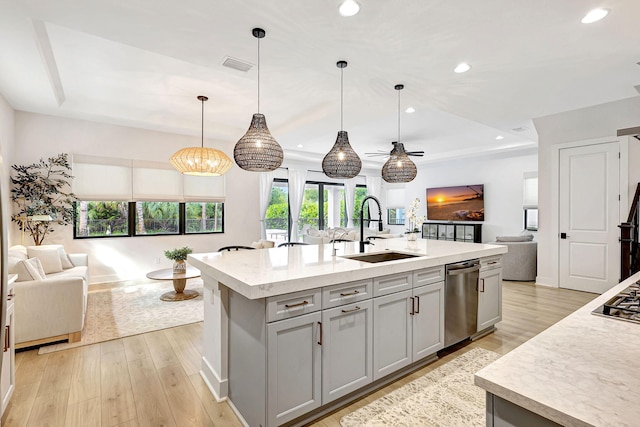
[426,184,484,221]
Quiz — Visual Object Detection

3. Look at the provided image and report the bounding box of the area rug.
[38,279,204,354]
[340,347,500,427]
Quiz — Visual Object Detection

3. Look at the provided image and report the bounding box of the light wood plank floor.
[2,281,597,427]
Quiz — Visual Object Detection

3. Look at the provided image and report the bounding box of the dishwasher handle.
[447,264,480,276]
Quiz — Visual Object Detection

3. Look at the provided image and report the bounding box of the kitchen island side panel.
[228,289,267,427]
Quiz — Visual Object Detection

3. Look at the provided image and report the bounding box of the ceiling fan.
[365,141,424,158]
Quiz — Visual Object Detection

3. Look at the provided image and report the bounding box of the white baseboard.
[226,398,250,427]
[535,276,557,287]
[200,356,228,402]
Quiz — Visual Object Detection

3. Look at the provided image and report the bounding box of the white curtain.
[288,168,307,242]
[259,171,275,240]
[343,179,356,229]
[366,176,383,229]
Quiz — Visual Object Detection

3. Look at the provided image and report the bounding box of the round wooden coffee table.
[146,267,201,301]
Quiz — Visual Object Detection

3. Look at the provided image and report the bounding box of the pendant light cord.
[201,98,205,148]
[257,36,261,114]
[340,66,344,131]
[397,88,401,143]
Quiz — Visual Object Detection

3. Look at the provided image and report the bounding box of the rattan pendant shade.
[382,142,417,183]
[382,84,417,183]
[233,28,283,172]
[170,96,233,176]
[322,60,361,179]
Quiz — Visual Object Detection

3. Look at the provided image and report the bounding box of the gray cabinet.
[321,300,373,403]
[412,282,445,360]
[2,276,16,415]
[373,269,445,381]
[478,264,502,331]
[267,311,322,427]
[373,290,413,380]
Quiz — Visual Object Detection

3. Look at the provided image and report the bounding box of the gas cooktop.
[592,281,640,324]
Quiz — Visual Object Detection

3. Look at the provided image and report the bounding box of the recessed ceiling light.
[338,0,360,17]
[405,107,415,113]
[297,144,303,148]
[496,135,504,140]
[454,63,471,73]
[581,8,609,24]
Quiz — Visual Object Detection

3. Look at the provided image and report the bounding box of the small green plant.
[164,246,193,261]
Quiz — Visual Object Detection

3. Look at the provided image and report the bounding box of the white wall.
[403,153,538,243]
[13,112,260,283]
[0,94,15,245]
[533,96,640,287]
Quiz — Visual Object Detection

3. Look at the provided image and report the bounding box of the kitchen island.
[189,238,506,427]
[475,272,640,427]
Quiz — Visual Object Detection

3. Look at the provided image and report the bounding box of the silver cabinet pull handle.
[488,261,498,265]
[480,278,485,292]
[285,300,308,308]
[340,290,360,297]
[341,306,361,313]
[3,325,9,352]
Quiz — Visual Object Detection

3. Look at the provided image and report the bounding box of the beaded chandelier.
[322,61,362,179]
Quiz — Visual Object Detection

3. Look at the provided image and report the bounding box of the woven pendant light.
[382,84,417,183]
[322,61,361,179]
[234,28,283,172]
[170,96,233,176]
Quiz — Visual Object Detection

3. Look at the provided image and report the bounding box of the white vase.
[406,232,419,242]
[173,260,187,274]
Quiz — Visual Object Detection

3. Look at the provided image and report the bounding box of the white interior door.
[559,142,619,294]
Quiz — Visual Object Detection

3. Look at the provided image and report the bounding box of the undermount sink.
[342,251,422,263]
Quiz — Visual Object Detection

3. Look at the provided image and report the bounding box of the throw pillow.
[308,228,321,237]
[14,258,45,282]
[250,241,262,249]
[28,257,47,278]
[27,247,63,274]
[259,239,275,249]
[57,247,74,269]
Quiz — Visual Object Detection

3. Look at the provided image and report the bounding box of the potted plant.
[406,198,425,241]
[10,153,77,245]
[164,246,193,274]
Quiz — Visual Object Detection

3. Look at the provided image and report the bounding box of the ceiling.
[1,0,639,167]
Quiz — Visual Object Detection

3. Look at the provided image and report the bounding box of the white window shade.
[72,155,132,200]
[132,160,182,201]
[183,174,225,202]
[523,172,538,208]
[386,188,405,208]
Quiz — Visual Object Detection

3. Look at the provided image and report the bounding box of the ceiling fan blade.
[365,152,389,157]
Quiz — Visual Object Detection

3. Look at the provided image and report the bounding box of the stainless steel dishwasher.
[444,259,480,347]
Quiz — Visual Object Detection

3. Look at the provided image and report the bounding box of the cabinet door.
[267,312,322,427]
[478,268,502,331]
[413,282,445,360]
[1,302,15,415]
[373,290,412,381]
[322,300,373,404]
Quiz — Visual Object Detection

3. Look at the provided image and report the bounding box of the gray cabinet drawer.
[412,266,445,288]
[322,279,373,309]
[373,273,412,297]
[266,289,322,322]
[480,255,502,271]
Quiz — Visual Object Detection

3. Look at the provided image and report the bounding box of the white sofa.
[8,245,89,348]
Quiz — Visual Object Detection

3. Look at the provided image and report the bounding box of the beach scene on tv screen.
[426,185,484,221]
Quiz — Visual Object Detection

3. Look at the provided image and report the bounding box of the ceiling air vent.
[511,126,529,132]
[221,56,253,72]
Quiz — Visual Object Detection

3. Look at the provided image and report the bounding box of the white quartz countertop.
[474,273,640,427]
[188,238,506,299]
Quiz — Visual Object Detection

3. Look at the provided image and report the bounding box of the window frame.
[73,201,225,239]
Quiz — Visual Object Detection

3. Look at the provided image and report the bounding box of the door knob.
[560,232,569,239]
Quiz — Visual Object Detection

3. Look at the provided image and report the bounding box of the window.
[524,208,538,231]
[74,201,224,238]
[135,202,179,235]
[264,179,367,241]
[387,208,405,225]
[353,186,369,227]
[75,201,129,237]
[185,202,224,234]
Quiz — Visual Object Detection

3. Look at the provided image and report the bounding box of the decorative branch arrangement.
[406,198,426,234]
[10,153,78,245]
